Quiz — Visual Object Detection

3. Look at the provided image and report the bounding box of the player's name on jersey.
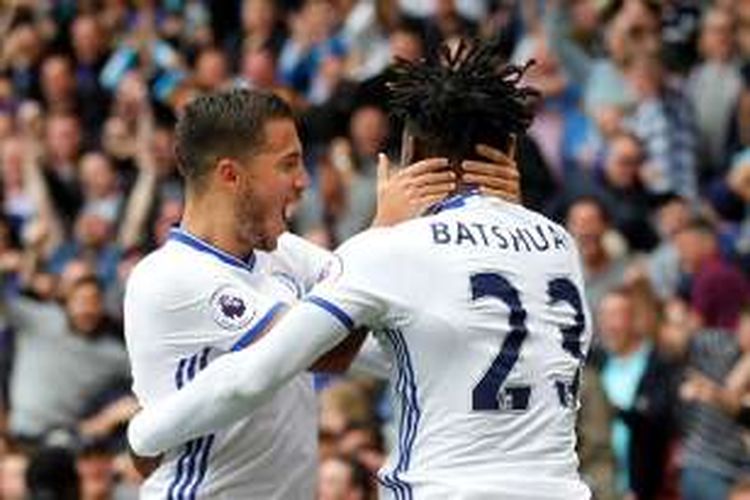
[430,221,569,253]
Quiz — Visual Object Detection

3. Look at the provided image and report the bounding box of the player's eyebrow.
[279,150,302,162]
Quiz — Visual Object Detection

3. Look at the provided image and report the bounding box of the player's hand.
[461,137,520,203]
[371,153,453,227]
[129,447,163,481]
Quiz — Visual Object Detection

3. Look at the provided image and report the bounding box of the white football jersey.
[309,194,593,499]
[125,228,331,499]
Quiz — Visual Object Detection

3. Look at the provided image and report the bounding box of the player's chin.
[259,214,287,251]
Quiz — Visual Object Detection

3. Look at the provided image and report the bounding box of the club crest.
[210,286,256,330]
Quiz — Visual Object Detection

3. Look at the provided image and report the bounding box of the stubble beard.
[235,189,278,252]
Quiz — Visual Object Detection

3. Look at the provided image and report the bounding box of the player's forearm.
[310,329,367,373]
[128,302,351,456]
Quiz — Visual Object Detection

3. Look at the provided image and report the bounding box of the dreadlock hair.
[388,37,540,167]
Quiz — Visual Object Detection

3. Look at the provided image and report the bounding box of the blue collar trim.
[425,189,480,215]
[169,227,256,272]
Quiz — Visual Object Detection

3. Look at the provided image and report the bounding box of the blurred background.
[2,0,750,499]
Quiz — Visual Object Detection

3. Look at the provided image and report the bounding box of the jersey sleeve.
[303,228,401,332]
[128,300,351,456]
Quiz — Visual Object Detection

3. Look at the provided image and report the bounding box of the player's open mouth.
[283,200,299,223]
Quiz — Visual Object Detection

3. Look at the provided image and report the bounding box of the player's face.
[235,118,308,251]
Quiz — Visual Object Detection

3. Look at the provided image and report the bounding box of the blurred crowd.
[2,0,750,499]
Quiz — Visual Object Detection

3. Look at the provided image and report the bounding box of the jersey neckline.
[168,227,257,272]
[425,188,481,215]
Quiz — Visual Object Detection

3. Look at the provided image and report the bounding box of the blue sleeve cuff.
[231,302,287,351]
[305,296,356,333]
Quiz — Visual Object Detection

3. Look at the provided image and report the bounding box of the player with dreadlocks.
[128,39,593,499]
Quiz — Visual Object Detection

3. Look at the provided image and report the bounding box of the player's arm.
[128,300,362,456]
[128,232,393,456]
[309,328,368,372]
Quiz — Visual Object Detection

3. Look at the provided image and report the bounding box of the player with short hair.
[125,86,519,498]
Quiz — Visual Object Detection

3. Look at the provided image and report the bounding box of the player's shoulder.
[126,241,217,302]
[336,226,404,257]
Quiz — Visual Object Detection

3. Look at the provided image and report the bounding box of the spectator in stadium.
[2,21,45,101]
[319,379,376,437]
[554,131,659,251]
[565,196,629,317]
[42,113,84,225]
[512,31,597,179]
[674,218,750,330]
[70,14,111,104]
[679,326,748,500]
[235,0,288,61]
[39,55,78,121]
[544,0,661,127]
[342,0,401,82]
[644,193,692,301]
[598,286,678,499]
[707,148,750,225]
[278,0,347,99]
[192,47,231,94]
[687,6,743,180]
[623,53,699,201]
[326,103,389,243]
[593,131,658,251]
[2,275,133,443]
[421,0,478,57]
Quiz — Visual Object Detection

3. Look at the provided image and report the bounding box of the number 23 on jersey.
[470,272,587,412]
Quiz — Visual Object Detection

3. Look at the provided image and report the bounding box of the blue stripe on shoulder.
[305,296,355,332]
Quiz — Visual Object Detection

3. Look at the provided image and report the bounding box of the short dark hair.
[388,37,540,164]
[174,88,294,189]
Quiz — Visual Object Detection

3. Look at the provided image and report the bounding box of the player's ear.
[216,157,240,188]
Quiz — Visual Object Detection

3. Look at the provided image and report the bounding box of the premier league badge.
[210,286,256,330]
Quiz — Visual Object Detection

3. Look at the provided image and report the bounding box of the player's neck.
[180,200,254,260]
